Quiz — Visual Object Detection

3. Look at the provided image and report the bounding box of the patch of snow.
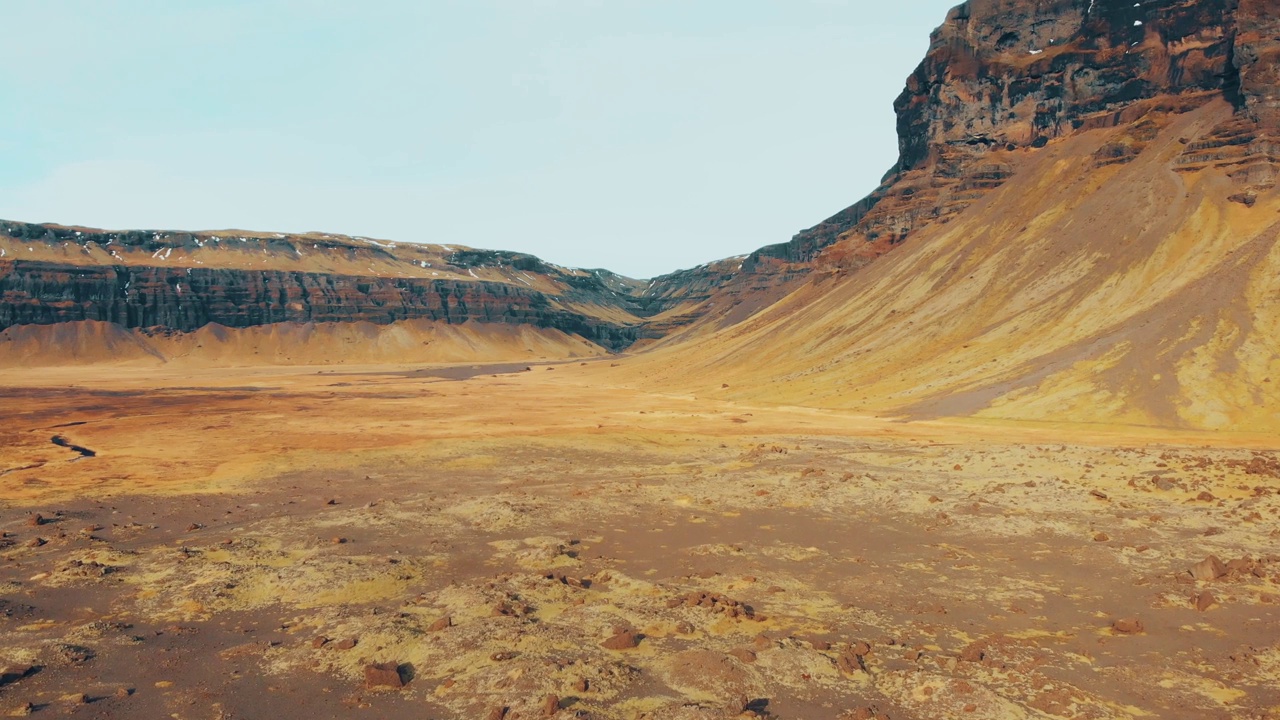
[0,248,5,257]
[1134,20,1143,26]
[176,283,182,294]
[467,268,478,278]
[1029,49,1043,55]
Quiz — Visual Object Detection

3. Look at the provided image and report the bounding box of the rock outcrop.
[624,1,1280,336]
[0,221,650,352]
[760,0,1279,270]
[616,1,1280,434]
[0,260,636,350]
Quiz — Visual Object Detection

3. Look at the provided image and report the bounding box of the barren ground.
[1,362,1278,719]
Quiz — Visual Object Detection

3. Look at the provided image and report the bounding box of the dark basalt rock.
[765,0,1278,273]
[0,259,641,351]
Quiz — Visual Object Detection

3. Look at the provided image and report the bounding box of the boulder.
[1190,556,1229,582]
[363,662,404,689]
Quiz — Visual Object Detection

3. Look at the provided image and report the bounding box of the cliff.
[618,1,1280,433]
[0,221,652,352]
[745,0,1278,271]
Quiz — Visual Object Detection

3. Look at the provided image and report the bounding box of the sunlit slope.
[0,319,604,367]
[621,101,1280,434]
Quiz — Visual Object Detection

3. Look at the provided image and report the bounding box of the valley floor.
[0,362,1278,719]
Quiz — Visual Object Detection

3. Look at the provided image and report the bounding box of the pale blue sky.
[0,1,956,278]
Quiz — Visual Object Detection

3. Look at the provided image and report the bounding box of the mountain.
[619,0,1280,434]
[4,0,1277,433]
[0,221,658,364]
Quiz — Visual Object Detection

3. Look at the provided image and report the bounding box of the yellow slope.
[620,101,1280,435]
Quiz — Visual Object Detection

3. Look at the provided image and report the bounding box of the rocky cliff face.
[0,222,652,351]
[0,261,642,350]
[759,0,1279,270]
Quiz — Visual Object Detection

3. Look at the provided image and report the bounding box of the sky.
[0,0,957,278]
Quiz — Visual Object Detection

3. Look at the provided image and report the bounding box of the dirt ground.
[1,361,1278,719]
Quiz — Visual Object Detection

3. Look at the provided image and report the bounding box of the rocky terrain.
[0,363,1277,719]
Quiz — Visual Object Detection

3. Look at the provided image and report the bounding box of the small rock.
[114,687,132,699]
[25,538,45,548]
[1190,555,1229,582]
[728,648,757,663]
[851,641,872,658]
[312,636,330,649]
[1112,618,1144,634]
[542,693,560,716]
[1090,490,1109,501]
[332,536,348,545]
[185,523,202,532]
[363,662,404,689]
[836,649,863,674]
[1226,557,1254,575]
[26,514,44,527]
[1196,491,1216,502]
[573,677,589,693]
[958,641,986,662]
[1093,532,1110,542]
[600,629,640,650]
[0,666,34,687]
[428,616,452,632]
[486,708,508,720]
[334,637,358,650]
[1193,590,1216,612]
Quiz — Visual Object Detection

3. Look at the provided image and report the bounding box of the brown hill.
[613,0,1280,434]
